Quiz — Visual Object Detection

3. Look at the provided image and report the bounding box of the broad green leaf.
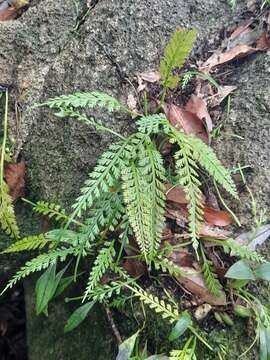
[225,260,255,280]
[35,264,57,315]
[230,279,249,289]
[116,331,139,360]
[169,312,192,341]
[255,263,270,281]
[259,325,270,360]
[64,301,95,333]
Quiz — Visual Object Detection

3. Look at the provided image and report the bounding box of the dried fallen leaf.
[256,32,270,50]
[4,160,25,201]
[200,45,258,71]
[203,207,233,227]
[236,224,270,250]
[168,250,226,305]
[0,0,28,21]
[163,103,208,144]
[185,94,213,132]
[122,259,147,278]
[138,71,160,83]
[165,184,188,205]
[208,85,237,108]
[199,223,231,239]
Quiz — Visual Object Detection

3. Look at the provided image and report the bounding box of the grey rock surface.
[0,0,269,359]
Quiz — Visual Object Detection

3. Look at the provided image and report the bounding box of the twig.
[104,305,122,345]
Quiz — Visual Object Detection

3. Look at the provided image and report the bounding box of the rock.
[0,0,269,359]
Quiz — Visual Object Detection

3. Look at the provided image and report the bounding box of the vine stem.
[0,90,8,192]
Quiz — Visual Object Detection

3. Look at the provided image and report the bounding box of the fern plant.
[2,28,266,358]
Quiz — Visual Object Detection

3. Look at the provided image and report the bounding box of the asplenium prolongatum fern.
[1,29,239,348]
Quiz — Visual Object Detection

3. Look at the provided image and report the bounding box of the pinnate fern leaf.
[2,234,51,253]
[160,29,197,89]
[83,241,116,300]
[188,135,238,198]
[41,91,121,113]
[125,284,179,323]
[31,201,68,222]
[72,134,144,217]
[2,247,79,292]
[122,140,166,260]
[201,245,222,296]
[223,238,265,263]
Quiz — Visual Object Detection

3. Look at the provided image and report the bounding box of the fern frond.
[160,29,197,89]
[0,182,19,239]
[87,282,125,303]
[188,136,238,198]
[72,134,144,217]
[200,245,222,296]
[31,200,68,222]
[124,283,179,323]
[1,234,51,253]
[41,91,122,113]
[83,241,116,300]
[223,239,265,263]
[153,257,190,277]
[136,114,167,135]
[2,247,79,292]
[174,141,203,254]
[122,139,166,259]
[182,71,194,88]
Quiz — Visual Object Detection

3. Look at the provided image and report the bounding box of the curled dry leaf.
[203,207,233,227]
[236,224,270,250]
[163,103,208,144]
[4,160,25,201]
[185,94,213,132]
[0,0,28,21]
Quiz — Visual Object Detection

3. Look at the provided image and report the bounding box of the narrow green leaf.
[259,325,270,360]
[225,260,255,280]
[53,276,74,298]
[35,264,57,315]
[169,312,191,341]
[35,264,68,315]
[64,301,95,333]
[255,263,270,282]
[116,331,139,360]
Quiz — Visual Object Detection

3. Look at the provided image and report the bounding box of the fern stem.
[0,90,8,192]
[213,180,241,226]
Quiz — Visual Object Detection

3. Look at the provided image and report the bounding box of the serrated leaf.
[169,312,192,341]
[225,260,255,280]
[160,29,197,90]
[116,331,139,360]
[64,301,95,333]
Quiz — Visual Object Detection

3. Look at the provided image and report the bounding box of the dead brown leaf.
[0,5,17,21]
[185,94,213,132]
[122,259,147,278]
[199,223,231,239]
[200,45,258,71]
[163,103,208,144]
[4,161,25,201]
[203,207,233,227]
[256,32,270,50]
[138,71,160,83]
[208,85,237,108]
[165,184,188,205]
[169,252,226,305]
